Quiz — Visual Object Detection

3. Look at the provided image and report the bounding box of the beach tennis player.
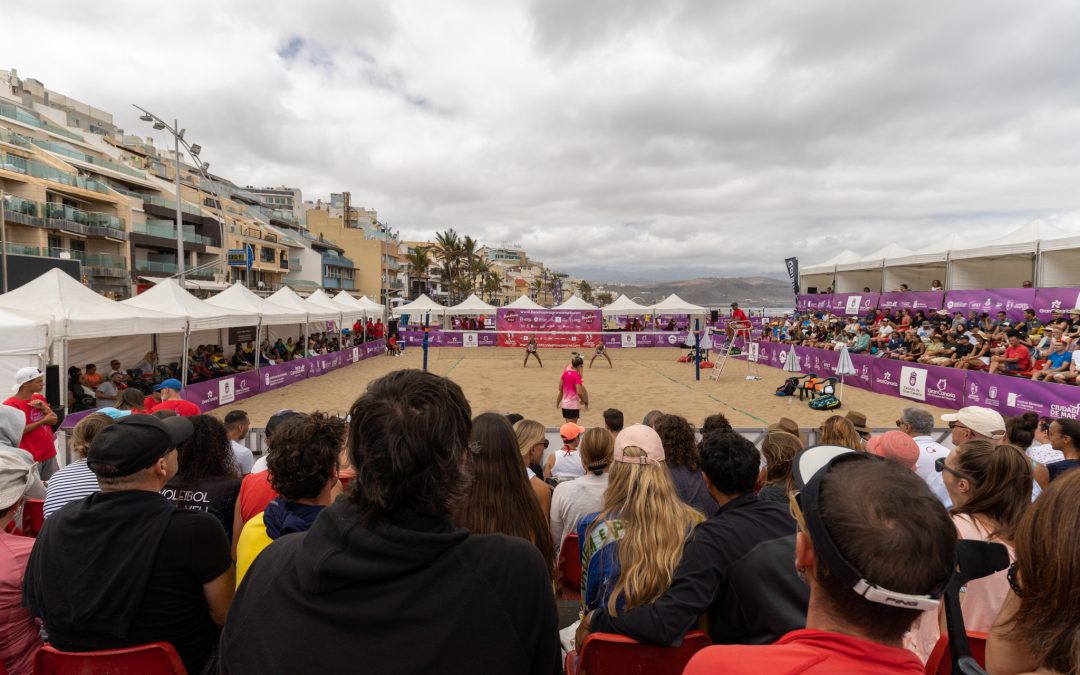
[556,354,588,421]
[523,335,542,368]
[590,339,612,368]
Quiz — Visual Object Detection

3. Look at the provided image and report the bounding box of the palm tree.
[403,247,432,299]
[482,271,501,304]
[432,229,462,303]
[530,278,543,302]
[578,280,593,303]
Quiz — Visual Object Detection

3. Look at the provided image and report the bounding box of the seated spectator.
[918,331,947,365]
[133,351,157,377]
[1046,417,1080,481]
[455,413,556,579]
[43,413,113,519]
[1022,415,1064,466]
[818,415,863,451]
[986,471,1080,675]
[989,331,1030,375]
[24,415,234,674]
[1022,308,1043,336]
[150,379,201,416]
[865,431,919,470]
[108,360,124,380]
[546,422,587,481]
[81,364,103,390]
[1050,339,1080,384]
[220,369,560,673]
[512,419,552,513]
[684,446,955,674]
[956,332,992,370]
[900,330,926,362]
[582,430,799,647]
[897,407,953,507]
[578,425,704,617]
[230,410,302,556]
[235,412,343,585]
[930,279,944,291]
[602,408,624,439]
[940,439,1030,636]
[550,427,611,553]
[162,415,241,538]
[850,326,871,353]
[0,453,44,674]
[223,410,254,474]
[702,412,734,435]
[756,429,802,503]
[67,366,96,412]
[656,413,718,517]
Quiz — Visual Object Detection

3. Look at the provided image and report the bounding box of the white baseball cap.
[11,367,43,392]
[941,407,1006,440]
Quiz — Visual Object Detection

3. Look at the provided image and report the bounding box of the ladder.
[711,322,761,381]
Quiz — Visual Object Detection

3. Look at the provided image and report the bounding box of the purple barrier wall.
[1033,287,1080,322]
[184,370,263,411]
[827,293,882,316]
[963,371,1080,419]
[943,288,1035,322]
[869,358,966,410]
[878,291,945,312]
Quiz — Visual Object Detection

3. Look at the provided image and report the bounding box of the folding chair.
[557,533,582,600]
[34,642,188,675]
[565,631,710,675]
[21,499,45,538]
[925,631,989,675]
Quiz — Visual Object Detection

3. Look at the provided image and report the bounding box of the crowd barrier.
[59,340,387,428]
[797,287,1080,323]
[752,341,1080,420]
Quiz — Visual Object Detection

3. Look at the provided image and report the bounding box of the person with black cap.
[683,445,956,674]
[23,415,234,674]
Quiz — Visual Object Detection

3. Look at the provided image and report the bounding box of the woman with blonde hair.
[550,427,613,553]
[578,424,704,616]
[817,415,864,451]
[514,419,553,517]
[756,429,803,503]
[43,413,113,518]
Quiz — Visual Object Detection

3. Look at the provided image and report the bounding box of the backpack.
[775,377,800,397]
[809,394,842,411]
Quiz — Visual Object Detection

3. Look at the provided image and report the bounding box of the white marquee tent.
[267,286,341,324]
[205,283,306,326]
[834,243,912,292]
[392,293,448,318]
[331,292,384,318]
[650,294,706,315]
[505,294,545,310]
[800,249,860,293]
[553,295,598,311]
[601,294,651,316]
[0,308,49,391]
[447,294,497,316]
[308,289,362,325]
[947,220,1067,290]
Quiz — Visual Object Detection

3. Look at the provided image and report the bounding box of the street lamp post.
[1,188,8,293]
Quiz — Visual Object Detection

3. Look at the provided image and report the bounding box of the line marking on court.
[442,358,465,377]
[631,359,769,424]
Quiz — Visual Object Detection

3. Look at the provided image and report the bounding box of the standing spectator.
[223,410,255,474]
[455,413,555,581]
[513,419,553,517]
[133,351,157,378]
[162,415,241,539]
[3,367,58,480]
[235,413,343,585]
[1046,417,1080,481]
[844,410,872,445]
[0,453,43,675]
[703,412,734,435]
[550,427,612,553]
[24,415,234,674]
[986,471,1080,675]
[116,388,148,414]
[143,385,163,412]
[220,370,560,674]
[43,413,113,519]
[1023,416,1064,466]
[655,413,718,517]
[684,446,955,674]
[0,407,45,503]
[150,378,200,417]
[897,407,953,508]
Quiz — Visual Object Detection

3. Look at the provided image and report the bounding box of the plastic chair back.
[34,642,188,675]
[924,631,988,675]
[21,499,44,538]
[566,631,710,675]
[558,532,582,598]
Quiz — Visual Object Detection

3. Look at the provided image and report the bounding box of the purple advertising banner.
[877,291,945,312]
[184,370,262,412]
[1033,287,1080,322]
[600,332,689,348]
[259,358,311,393]
[827,293,881,316]
[943,288,1035,322]
[963,370,1080,419]
[869,359,965,410]
[495,308,603,332]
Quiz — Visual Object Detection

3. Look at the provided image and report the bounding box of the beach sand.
[210,347,953,430]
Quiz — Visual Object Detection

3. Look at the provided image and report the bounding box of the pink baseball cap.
[614,424,665,466]
[866,431,920,471]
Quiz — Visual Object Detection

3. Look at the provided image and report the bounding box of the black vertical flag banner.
[785,257,799,296]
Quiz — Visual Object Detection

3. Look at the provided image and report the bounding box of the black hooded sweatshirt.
[221,497,561,675]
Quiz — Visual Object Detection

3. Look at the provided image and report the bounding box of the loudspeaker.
[710,310,719,323]
[44,364,62,409]
[807,286,818,294]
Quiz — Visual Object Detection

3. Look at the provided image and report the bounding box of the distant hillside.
[594,276,794,308]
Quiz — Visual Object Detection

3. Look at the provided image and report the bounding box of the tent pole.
[254,323,262,371]
[181,326,190,387]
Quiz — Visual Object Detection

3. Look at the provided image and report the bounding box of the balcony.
[132,219,214,246]
[288,256,303,271]
[5,244,127,275]
[142,194,203,217]
[2,196,128,240]
[0,102,85,142]
[29,138,148,180]
[241,226,278,243]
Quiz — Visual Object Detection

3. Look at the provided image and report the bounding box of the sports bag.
[775,377,799,397]
[809,394,841,411]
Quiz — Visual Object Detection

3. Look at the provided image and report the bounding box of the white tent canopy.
[836,243,913,272]
[950,219,1068,261]
[601,294,651,316]
[447,294,497,315]
[650,294,706,314]
[122,278,255,331]
[267,286,341,324]
[331,292,383,318]
[0,308,50,390]
[553,295,598,311]
[802,249,861,275]
[0,269,186,338]
[392,293,448,317]
[308,289,361,324]
[505,294,545,310]
[205,282,306,326]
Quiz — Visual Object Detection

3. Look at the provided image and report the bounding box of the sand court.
[210,346,953,430]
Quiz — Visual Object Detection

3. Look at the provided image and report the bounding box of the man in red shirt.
[989,330,1031,375]
[3,367,58,479]
[149,379,201,417]
[684,446,955,674]
[726,302,751,339]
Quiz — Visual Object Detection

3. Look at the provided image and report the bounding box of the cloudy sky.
[5,0,1080,280]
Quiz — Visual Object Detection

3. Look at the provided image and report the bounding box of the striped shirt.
[43,459,100,519]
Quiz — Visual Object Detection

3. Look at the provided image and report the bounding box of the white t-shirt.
[95,381,120,407]
[1071,350,1080,369]
[551,447,586,480]
[913,435,952,509]
[230,440,255,475]
[550,472,608,552]
[250,455,268,474]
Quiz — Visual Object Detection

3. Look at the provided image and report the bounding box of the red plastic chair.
[565,631,710,675]
[924,631,988,675]
[21,499,44,538]
[34,642,187,675]
[557,533,582,600]
[1016,358,1045,378]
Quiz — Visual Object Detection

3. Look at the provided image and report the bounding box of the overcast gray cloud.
[4,0,1080,279]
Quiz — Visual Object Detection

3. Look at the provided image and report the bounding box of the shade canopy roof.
[650,294,706,314]
[267,286,341,323]
[392,293,448,317]
[447,294,497,315]
[553,295,598,311]
[205,282,306,326]
[122,278,255,331]
[505,294,545,310]
[601,294,651,316]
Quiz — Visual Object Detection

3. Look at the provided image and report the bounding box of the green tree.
[595,291,613,306]
[403,246,431,299]
[578,280,593,303]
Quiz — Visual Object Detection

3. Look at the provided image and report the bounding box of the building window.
[260,247,275,263]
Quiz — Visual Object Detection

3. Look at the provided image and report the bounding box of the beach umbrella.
[835,344,857,400]
[782,347,801,406]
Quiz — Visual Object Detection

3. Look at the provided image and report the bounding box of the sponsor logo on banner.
[900,366,927,401]
[1007,393,1020,407]
[463,332,478,348]
[845,295,863,315]
[621,333,636,348]
[352,347,360,362]
[219,378,235,405]
[748,342,759,362]
[668,335,678,344]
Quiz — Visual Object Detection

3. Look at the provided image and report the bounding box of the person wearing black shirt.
[23,415,234,674]
[578,431,800,647]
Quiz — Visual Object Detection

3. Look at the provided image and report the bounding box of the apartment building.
[306,205,399,303]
